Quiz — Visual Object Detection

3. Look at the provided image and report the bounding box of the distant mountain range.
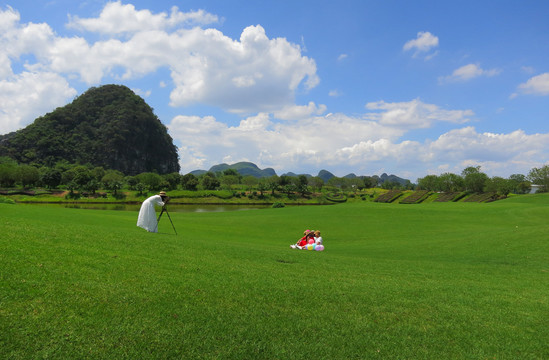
[190,161,410,185]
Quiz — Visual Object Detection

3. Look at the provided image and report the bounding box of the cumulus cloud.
[164,25,319,113]
[0,71,77,133]
[403,31,439,59]
[67,1,219,35]
[439,63,501,83]
[168,100,477,174]
[168,109,403,173]
[166,94,549,180]
[425,127,549,175]
[365,99,473,129]
[0,3,319,133]
[517,73,549,95]
[273,102,327,120]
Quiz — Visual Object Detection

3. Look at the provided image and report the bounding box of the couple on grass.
[291,229,323,250]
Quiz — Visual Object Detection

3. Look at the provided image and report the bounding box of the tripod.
[155,205,177,235]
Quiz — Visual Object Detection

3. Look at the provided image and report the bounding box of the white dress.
[314,236,323,245]
[137,195,165,232]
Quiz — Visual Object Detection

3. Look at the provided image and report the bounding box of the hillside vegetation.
[0,85,179,175]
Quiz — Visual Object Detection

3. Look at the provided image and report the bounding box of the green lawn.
[1,195,548,359]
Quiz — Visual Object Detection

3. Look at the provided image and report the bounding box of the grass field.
[1,194,548,359]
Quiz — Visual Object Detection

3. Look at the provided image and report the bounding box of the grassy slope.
[1,194,548,359]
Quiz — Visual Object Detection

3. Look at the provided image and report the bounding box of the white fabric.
[137,195,165,232]
[314,236,323,245]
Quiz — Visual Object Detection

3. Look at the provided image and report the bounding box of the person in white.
[137,191,170,233]
[314,230,323,246]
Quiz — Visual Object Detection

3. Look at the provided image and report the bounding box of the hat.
[159,191,167,196]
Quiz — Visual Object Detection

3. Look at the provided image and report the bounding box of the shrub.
[0,196,15,204]
[325,193,347,203]
[65,191,81,200]
[272,202,285,208]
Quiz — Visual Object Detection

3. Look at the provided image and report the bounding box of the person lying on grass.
[137,191,170,233]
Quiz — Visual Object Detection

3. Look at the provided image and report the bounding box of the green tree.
[102,170,125,195]
[163,172,181,190]
[327,177,345,189]
[361,176,377,189]
[63,165,92,189]
[257,178,268,196]
[381,180,401,190]
[84,179,100,194]
[181,173,199,191]
[461,166,488,193]
[346,177,365,192]
[294,175,309,196]
[508,174,531,194]
[527,165,549,192]
[278,175,291,188]
[282,183,296,196]
[125,175,139,190]
[485,176,513,196]
[0,161,18,187]
[200,172,220,190]
[417,175,439,191]
[438,173,464,192]
[308,176,324,192]
[242,175,258,191]
[17,164,40,188]
[40,167,62,189]
[91,166,105,183]
[220,174,240,190]
[222,168,240,178]
[266,175,280,195]
[137,172,163,192]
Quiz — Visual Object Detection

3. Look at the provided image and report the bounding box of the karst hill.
[0,85,180,175]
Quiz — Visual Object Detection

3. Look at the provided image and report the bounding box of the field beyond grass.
[1,194,548,359]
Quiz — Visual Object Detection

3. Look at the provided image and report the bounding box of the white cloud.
[439,63,501,83]
[337,54,348,61]
[403,31,439,58]
[329,89,342,97]
[0,4,320,133]
[365,99,473,129]
[132,88,151,98]
[426,127,549,175]
[168,109,402,174]
[67,1,219,35]
[517,73,549,95]
[0,71,77,133]
[168,100,476,175]
[166,96,549,180]
[166,24,319,113]
[273,102,327,120]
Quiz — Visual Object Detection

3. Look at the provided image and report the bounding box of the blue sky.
[1,0,548,181]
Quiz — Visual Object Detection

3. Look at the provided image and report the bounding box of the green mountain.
[209,162,276,178]
[0,85,180,175]
[318,169,336,182]
[374,173,410,186]
[187,164,411,185]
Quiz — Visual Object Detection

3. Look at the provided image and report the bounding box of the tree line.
[416,166,548,195]
[1,157,548,196]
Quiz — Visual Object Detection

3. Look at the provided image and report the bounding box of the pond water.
[20,203,271,213]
